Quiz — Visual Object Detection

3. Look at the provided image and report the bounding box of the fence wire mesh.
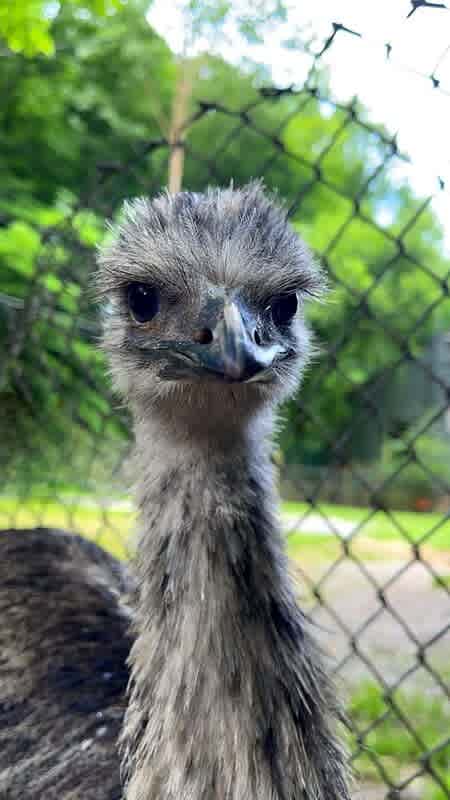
[1,7,449,799]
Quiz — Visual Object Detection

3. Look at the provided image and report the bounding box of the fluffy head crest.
[97,182,324,301]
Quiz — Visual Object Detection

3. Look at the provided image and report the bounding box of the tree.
[0,1,175,489]
[0,0,121,56]
[1,0,449,491]
[147,0,289,191]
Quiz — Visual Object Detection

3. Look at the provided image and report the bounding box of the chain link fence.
[1,6,449,799]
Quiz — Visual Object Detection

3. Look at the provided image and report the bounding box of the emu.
[0,184,351,799]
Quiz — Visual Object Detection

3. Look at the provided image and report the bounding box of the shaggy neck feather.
[122,406,349,800]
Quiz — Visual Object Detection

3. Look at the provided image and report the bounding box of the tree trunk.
[167,60,195,193]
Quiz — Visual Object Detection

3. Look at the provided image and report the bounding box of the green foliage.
[276,105,450,466]
[0,0,121,55]
[377,423,450,507]
[0,3,174,205]
[1,0,449,493]
[1,1,175,482]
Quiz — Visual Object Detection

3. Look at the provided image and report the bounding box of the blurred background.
[1,1,449,797]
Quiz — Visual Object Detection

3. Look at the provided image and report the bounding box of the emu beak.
[195,301,282,382]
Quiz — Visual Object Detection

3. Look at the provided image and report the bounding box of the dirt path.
[293,555,450,800]
[299,557,450,689]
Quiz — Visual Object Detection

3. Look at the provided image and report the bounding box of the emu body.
[0,184,351,799]
[123,412,349,800]
[0,529,131,798]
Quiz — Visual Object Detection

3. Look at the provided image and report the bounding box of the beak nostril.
[254,329,262,346]
[193,327,214,345]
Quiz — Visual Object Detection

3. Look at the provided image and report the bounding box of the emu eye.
[127,283,159,323]
[270,293,298,327]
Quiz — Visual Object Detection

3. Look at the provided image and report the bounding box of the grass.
[286,532,343,563]
[348,680,450,799]
[433,574,450,590]
[0,496,135,560]
[285,530,393,565]
[284,501,450,550]
[1,496,449,561]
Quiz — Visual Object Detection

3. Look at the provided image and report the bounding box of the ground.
[293,540,450,800]
[294,545,450,689]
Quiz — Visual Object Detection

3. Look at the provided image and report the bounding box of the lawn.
[348,680,450,800]
[1,496,449,559]
[0,496,135,560]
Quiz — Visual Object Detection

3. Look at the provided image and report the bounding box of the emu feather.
[0,184,350,799]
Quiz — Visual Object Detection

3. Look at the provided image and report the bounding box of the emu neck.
[123,408,347,800]
[131,409,285,650]
[131,406,280,570]
[130,408,289,684]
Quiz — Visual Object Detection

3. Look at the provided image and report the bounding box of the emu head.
[97,183,323,431]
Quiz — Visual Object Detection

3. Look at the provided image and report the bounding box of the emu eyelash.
[262,289,299,309]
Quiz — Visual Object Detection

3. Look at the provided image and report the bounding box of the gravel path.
[282,511,358,537]
[301,557,450,688]
[295,555,450,800]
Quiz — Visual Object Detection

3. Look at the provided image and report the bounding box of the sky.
[148,0,450,250]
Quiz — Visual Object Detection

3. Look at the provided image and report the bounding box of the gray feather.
[0,184,350,800]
